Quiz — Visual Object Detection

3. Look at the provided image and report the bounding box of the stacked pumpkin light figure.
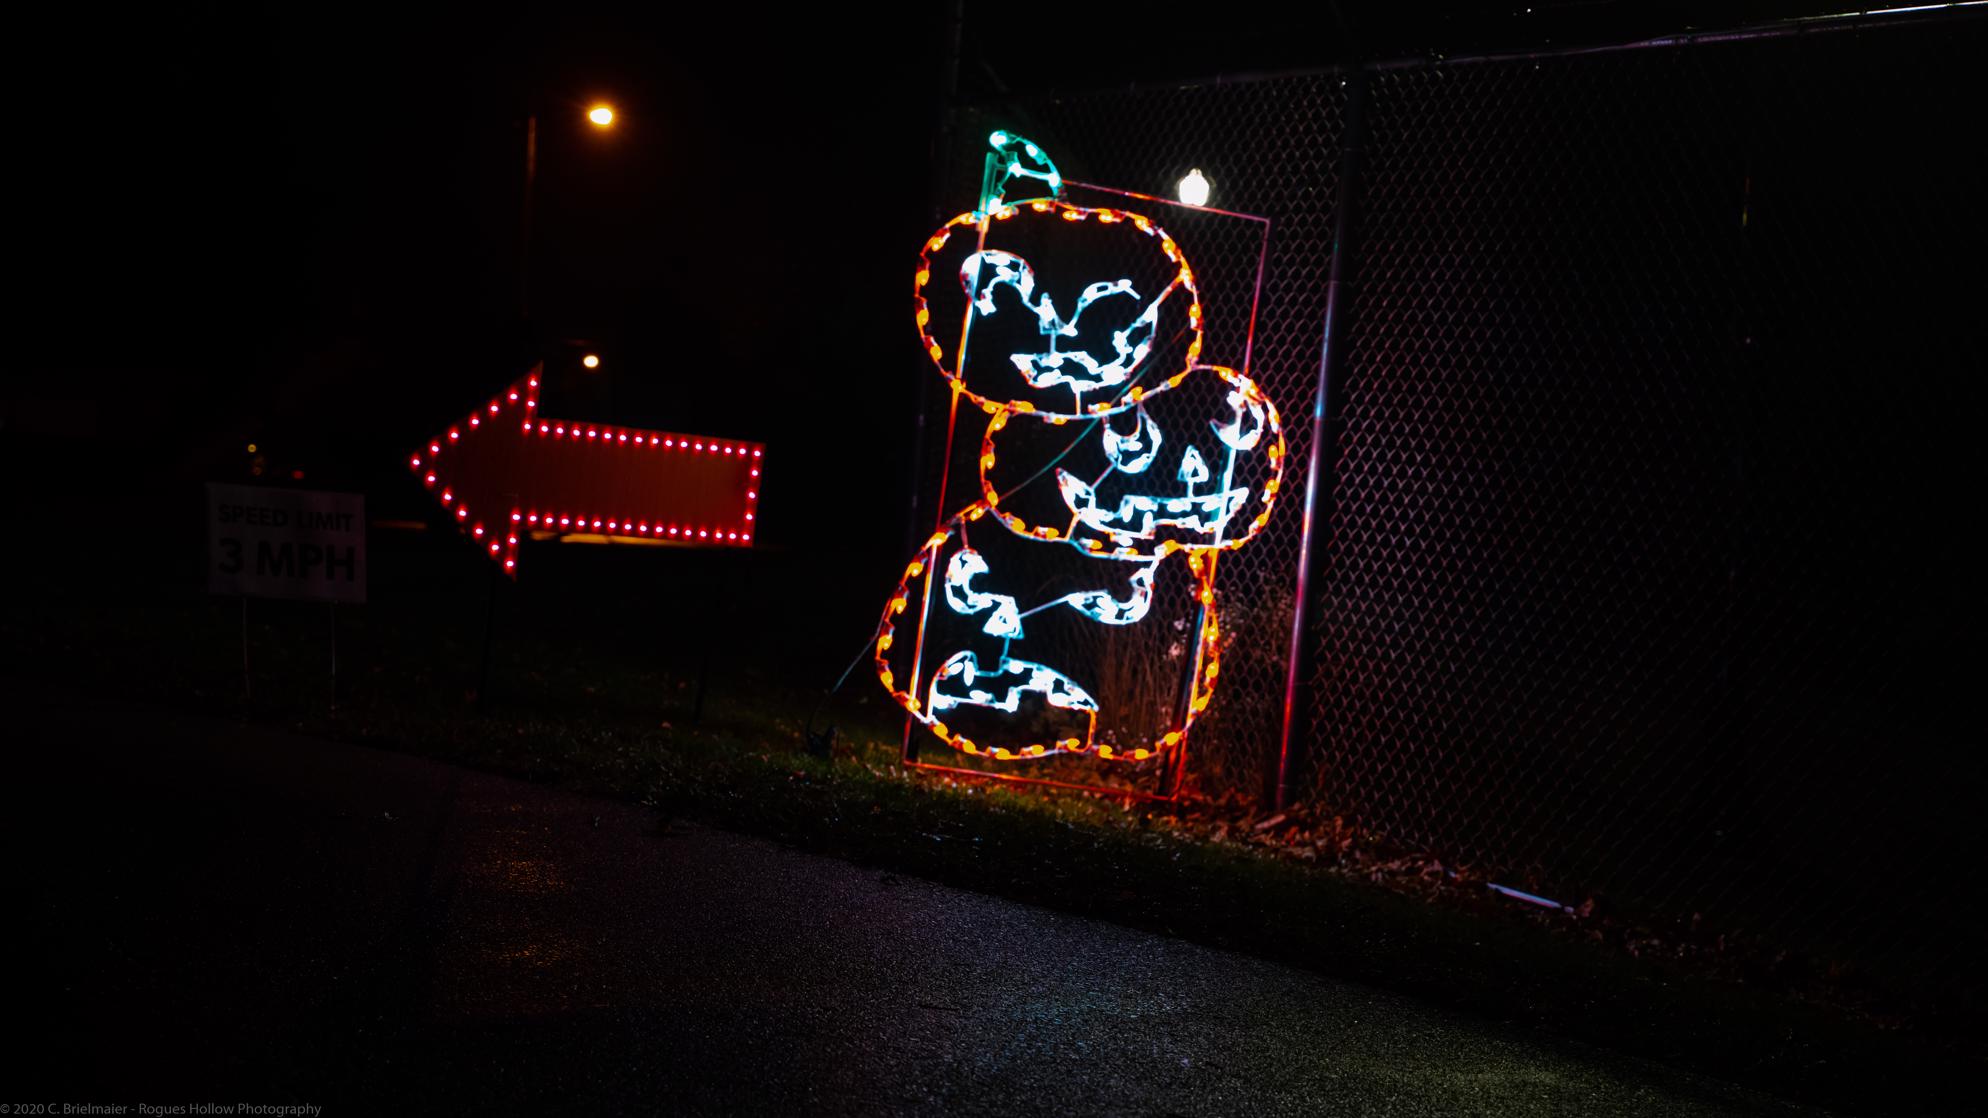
[876,133,1284,785]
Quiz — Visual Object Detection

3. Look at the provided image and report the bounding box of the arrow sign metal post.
[410,366,762,575]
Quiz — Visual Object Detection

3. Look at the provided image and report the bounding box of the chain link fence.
[934,10,1982,1002]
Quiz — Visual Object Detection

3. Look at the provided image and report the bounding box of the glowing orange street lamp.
[521,100,620,319]
[582,353,601,369]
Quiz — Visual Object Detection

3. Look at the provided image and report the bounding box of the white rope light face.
[962,248,1171,399]
[915,201,1205,422]
[982,362,1285,560]
[878,133,1282,766]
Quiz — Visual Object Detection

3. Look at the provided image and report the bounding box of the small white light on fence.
[1178,168,1211,207]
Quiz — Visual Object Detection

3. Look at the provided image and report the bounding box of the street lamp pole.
[520,112,537,321]
[518,103,612,323]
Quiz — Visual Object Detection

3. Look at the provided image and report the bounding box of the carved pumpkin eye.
[1102,405,1163,474]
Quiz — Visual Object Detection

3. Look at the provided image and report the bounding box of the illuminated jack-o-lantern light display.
[875,134,1284,770]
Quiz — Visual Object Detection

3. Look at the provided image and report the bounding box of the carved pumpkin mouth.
[929,650,1099,715]
[1056,469,1250,543]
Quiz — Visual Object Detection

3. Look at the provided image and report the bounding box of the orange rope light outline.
[874,502,1221,763]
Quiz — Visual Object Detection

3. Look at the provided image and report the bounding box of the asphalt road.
[8,694,1816,1116]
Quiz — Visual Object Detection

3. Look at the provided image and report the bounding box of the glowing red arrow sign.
[409,366,762,576]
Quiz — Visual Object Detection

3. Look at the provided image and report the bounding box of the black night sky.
[12,2,1861,586]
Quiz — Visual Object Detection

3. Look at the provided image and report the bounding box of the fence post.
[1273,67,1370,811]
